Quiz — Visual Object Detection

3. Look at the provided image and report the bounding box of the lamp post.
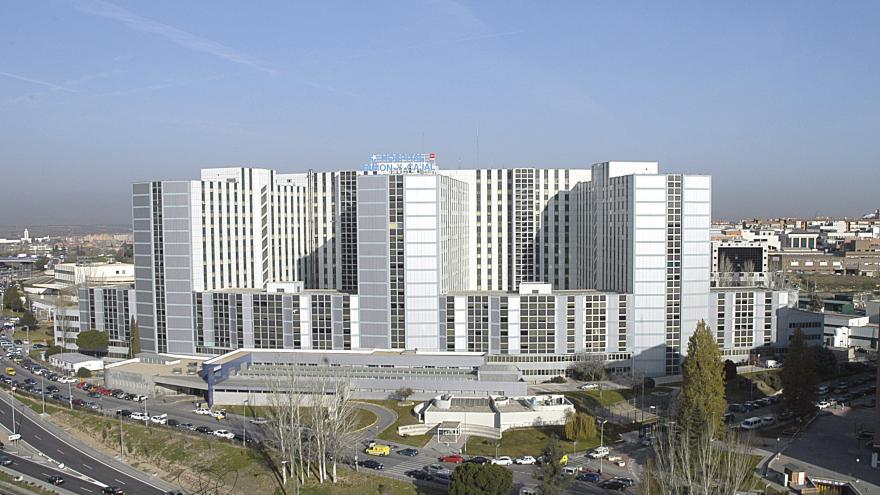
[598,418,608,474]
[776,437,781,460]
[40,373,45,415]
[11,386,16,437]
[242,398,248,447]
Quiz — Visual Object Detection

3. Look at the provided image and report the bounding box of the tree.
[723,359,738,382]
[810,346,837,377]
[129,318,141,357]
[536,435,570,495]
[677,321,726,441]
[45,345,63,358]
[563,412,597,442]
[807,282,823,312]
[640,420,754,495]
[568,352,606,382]
[34,257,49,271]
[19,310,38,329]
[449,463,513,495]
[393,387,413,401]
[2,285,24,313]
[76,330,109,354]
[76,367,92,378]
[781,329,819,419]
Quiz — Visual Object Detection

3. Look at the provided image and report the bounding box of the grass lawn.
[564,388,632,412]
[223,404,378,432]
[465,425,613,457]
[300,471,438,495]
[726,370,781,403]
[367,400,433,448]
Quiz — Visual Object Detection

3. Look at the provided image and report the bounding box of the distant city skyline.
[2,1,878,225]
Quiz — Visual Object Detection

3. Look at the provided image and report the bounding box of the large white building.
[133,155,794,378]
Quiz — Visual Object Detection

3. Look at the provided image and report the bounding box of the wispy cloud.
[0,71,77,92]
[94,72,248,98]
[72,0,273,74]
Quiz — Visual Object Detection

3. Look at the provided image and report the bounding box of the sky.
[1,0,878,225]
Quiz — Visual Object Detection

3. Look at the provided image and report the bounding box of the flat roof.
[51,353,102,364]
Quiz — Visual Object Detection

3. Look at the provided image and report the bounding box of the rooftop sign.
[362,153,437,174]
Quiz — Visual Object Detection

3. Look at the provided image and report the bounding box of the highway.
[2,451,101,494]
[0,391,171,494]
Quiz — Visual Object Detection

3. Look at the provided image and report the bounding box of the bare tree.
[641,422,754,495]
[324,379,358,483]
[266,366,307,494]
[568,352,606,381]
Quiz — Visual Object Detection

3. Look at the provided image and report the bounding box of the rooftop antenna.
[475,123,480,168]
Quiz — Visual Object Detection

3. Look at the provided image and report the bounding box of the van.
[562,466,578,476]
[739,417,762,430]
[5,368,14,376]
[365,444,391,456]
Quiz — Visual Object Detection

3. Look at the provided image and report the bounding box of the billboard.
[362,153,437,174]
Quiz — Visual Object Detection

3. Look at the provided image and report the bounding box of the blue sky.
[1,0,878,225]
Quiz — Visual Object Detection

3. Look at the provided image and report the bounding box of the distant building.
[54,262,134,286]
[49,352,104,373]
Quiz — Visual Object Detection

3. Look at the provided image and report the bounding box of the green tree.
[76,367,92,378]
[19,310,38,329]
[677,321,726,440]
[723,359,738,382]
[2,286,24,312]
[536,435,570,495]
[810,346,837,377]
[781,329,818,419]
[45,345,63,358]
[129,318,141,357]
[34,257,49,271]
[564,412,597,442]
[76,330,109,354]
[449,463,513,495]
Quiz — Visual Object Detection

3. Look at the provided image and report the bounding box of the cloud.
[0,71,77,92]
[72,0,274,74]
[93,72,248,98]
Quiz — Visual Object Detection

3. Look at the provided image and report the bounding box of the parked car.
[739,417,763,430]
[195,426,213,434]
[467,456,491,465]
[398,448,419,457]
[249,417,268,425]
[760,416,776,426]
[360,459,384,470]
[167,419,180,427]
[440,454,465,463]
[492,456,513,466]
[578,383,599,390]
[576,472,601,483]
[598,479,627,491]
[587,446,609,459]
[405,469,433,481]
[515,455,537,465]
[130,412,148,421]
[193,408,212,415]
[816,400,832,410]
[116,409,133,417]
[611,477,635,487]
[150,414,168,425]
[176,423,195,431]
[213,429,235,440]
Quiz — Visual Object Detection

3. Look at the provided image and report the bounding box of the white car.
[249,417,268,425]
[816,400,832,409]
[587,446,609,459]
[193,408,212,415]
[213,429,235,440]
[578,383,599,390]
[739,417,763,430]
[515,456,536,465]
[760,416,775,426]
[130,412,148,421]
[150,414,167,425]
[492,456,513,466]
[131,395,147,402]
[210,410,227,419]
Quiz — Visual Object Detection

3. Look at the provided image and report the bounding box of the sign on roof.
[362,153,437,174]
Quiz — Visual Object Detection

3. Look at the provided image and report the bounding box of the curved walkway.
[353,401,396,437]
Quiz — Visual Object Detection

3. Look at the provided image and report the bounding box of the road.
[0,391,171,494]
[2,451,101,494]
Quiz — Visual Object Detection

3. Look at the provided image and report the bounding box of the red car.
[439,454,465,463]
[76,382,86,390]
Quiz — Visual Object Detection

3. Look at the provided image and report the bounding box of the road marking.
[83,463,93,470]
[80,488,92,493]
[115,478,126,484]
[33,434,41,440]
[56,449,65,456]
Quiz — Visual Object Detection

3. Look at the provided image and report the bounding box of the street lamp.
[242,398,248,447]
[40,373,45,415]
[776,437,781,460]
[598,418,608,474]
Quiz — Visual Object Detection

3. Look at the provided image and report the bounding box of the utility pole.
[40,373,45,415]
[11,387,16,437]
[119,410,125,460]
[598,418,607,474]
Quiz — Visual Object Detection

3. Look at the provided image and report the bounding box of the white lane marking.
[83,463,93,470]
[81,488,93,493]
[57,450,65,456]
[115,478,126,484]
[33,434,42,440]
